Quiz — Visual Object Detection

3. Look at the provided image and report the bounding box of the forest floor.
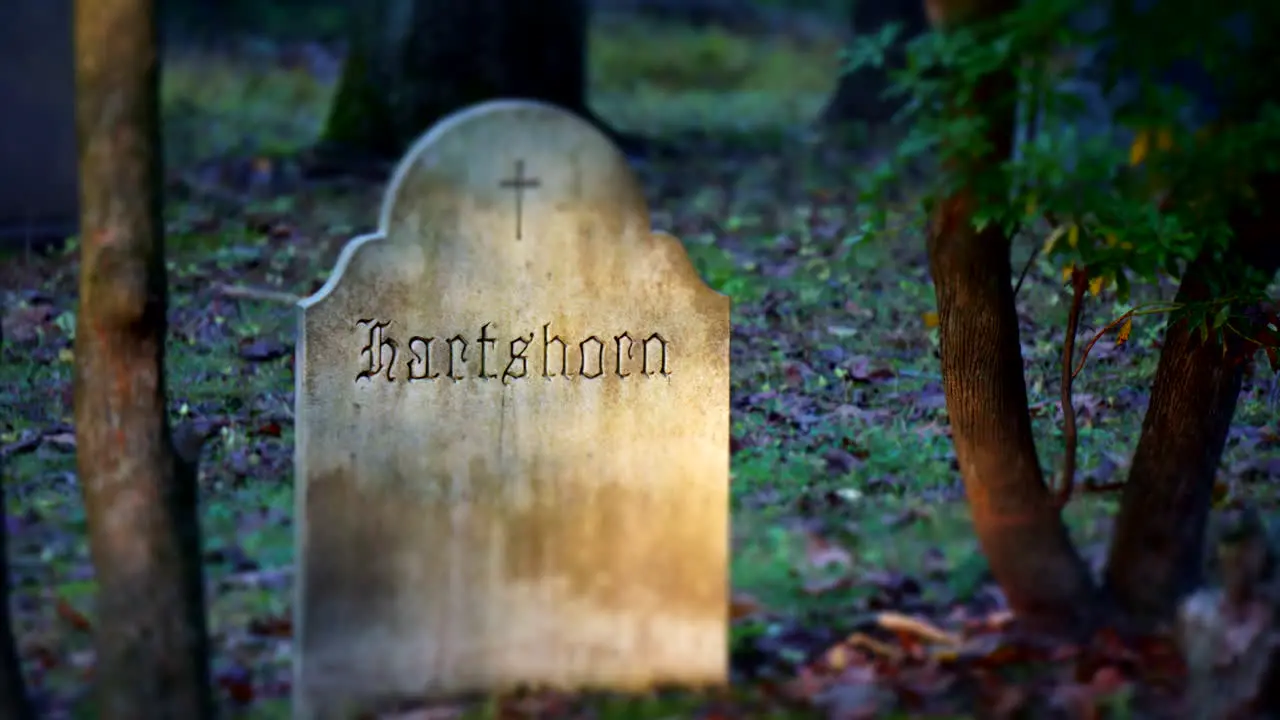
[3,17,1279,720]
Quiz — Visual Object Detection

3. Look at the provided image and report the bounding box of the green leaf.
[1212,303,1231,329]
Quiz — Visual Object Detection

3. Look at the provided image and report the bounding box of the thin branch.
[1071,302,1182,380]
[1013,212,1064,298]
[1012,240,1040,297]
[0,432,41,462]
[214,284,301,305]
[1054,266,1088,509]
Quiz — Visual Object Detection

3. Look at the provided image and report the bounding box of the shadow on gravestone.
[0,0,79,252]
[293,99,731,719]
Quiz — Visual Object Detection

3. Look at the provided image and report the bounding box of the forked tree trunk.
[924,0,1099,634]
[323,0,603,161]
[1106,175,1280,623]
[74,0,213,716]
[0,465,33,719]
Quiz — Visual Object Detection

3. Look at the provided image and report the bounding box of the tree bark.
[322,0,607,161]
[1105,175,1280,623]
[821,0,928,126]
[0,460,33,719]
[73,0,214,717]
[924,0,1099,635]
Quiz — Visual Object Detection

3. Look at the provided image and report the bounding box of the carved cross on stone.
[293,100,731,718]
[498,159,540,240]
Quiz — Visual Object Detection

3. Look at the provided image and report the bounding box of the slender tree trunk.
[1106,175,1280,623]
[74,0,214,716]
[0,460,33,719]
[924,0,1099,635]
[323,0,606,161]
[822,0,928,126]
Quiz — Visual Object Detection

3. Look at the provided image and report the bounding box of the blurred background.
[154,0,862,166]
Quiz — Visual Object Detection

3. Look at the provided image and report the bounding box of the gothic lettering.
[407,336,438,381]
[445,335,468,381]
[642,333,670,377]
[356,319,398,382]
[503,333,533,384]
[542,323,570,379]
[351,320,673,383]
[476,322,498,379]
[578,336,605,379]
[614,333,634,378]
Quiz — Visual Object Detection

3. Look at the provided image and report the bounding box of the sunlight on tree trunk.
[73,0,213,716]
[924,0,1098,635]
[323,0,605,161]
[1107,177,1280,623]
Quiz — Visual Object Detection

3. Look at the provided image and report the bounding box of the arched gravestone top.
[293,100,731,719]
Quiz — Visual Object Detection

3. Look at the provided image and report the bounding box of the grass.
[157,17,844,165]
[3,14,1279,719]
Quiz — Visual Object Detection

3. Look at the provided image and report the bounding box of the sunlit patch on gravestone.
[293,99,731,719]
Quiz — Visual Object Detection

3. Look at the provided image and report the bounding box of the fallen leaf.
[255,421,283,438]
[730,592,767,621]
[1,303,55,343]
[238,338,291,362]
[247,613,293,638]
[217,668,256,705]
[1090,665,1129,695]
[377,707,465,720]
[876,612,962,647]
[822,447,863,475]
[44,432,76,452]
[802,532,856,594]
[804,533,854,573]
[845,355,895,383]
[56,598,93,633]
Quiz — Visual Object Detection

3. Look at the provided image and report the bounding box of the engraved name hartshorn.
[354,319,671,384]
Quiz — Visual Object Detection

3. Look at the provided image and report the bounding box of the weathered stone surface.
[0,0,78,249]
[294,99,730,718]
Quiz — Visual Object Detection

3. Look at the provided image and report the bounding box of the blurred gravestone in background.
[0,0,78,252]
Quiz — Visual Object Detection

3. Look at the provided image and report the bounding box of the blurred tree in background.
[822,0,926,126]
[321,0,603,162]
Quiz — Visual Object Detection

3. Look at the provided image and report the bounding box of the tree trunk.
[924,0,1099,635]
[821,0,928,126]
[1105,175,1280,624]
[73,0,214,717]
[322,0,604,161]
[0,463,33,719]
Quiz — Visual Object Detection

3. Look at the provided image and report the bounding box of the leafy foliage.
[850,0,1280,315]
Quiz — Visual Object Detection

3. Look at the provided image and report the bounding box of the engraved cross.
[498,159,540,240]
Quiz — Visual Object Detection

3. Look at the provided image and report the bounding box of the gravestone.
[294,100,731,718]
[0,0,79,250]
